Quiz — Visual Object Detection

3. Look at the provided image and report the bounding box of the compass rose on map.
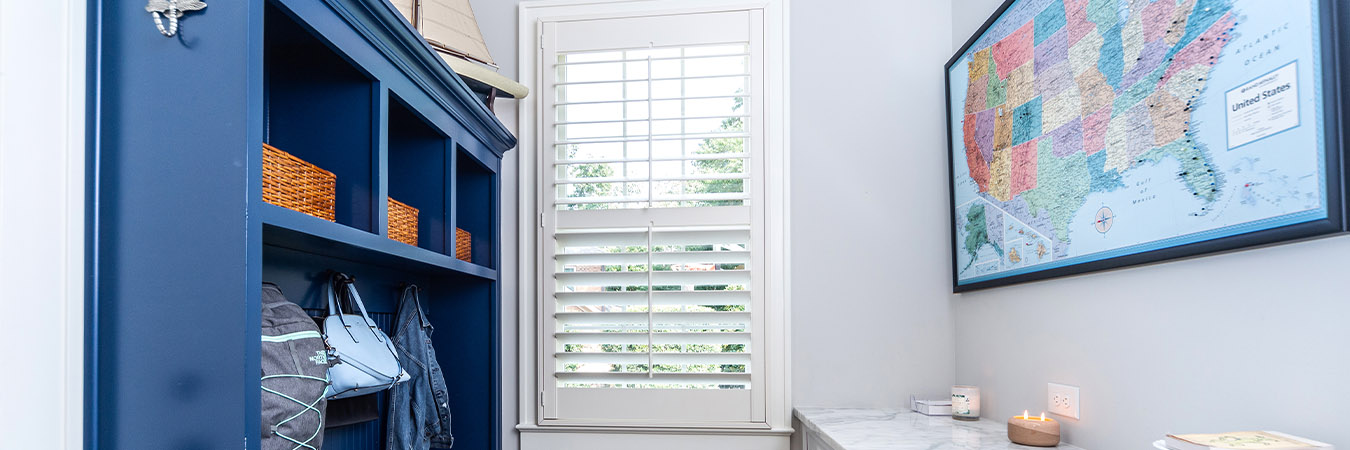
[1093,207,1115,234]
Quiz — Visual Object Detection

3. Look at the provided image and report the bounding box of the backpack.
[261,283,331,450]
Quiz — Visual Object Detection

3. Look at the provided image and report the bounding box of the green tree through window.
[687,95,746,207]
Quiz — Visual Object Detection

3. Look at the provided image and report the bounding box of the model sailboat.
[394,0,529,109]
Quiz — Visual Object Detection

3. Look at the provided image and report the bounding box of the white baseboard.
[522,430,790,450]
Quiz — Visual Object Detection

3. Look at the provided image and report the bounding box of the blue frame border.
[945,0,1349,293]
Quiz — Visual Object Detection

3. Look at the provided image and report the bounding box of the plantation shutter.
[540,9,768,424]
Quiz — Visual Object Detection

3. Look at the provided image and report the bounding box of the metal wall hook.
[146,0,207,37]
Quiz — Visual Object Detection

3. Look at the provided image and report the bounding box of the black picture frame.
[946,0,1349,292]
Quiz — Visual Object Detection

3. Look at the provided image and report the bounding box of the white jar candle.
[951,385,980,421]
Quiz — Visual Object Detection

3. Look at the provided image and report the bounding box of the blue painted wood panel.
[92,0,263,448]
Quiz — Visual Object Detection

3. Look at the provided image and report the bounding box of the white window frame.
[518,0,790,436]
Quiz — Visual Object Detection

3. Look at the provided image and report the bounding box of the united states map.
[954,0,1263,279]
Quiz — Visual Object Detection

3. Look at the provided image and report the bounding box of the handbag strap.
[333,348,401,381]
[343,279,383,343]
[326,272,345,317]
[328,272,360,343]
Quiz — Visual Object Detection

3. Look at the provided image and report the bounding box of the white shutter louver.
[553,225,752,389]
[553,44,752,211]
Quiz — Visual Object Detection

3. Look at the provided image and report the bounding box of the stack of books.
[1157,431,1332,450]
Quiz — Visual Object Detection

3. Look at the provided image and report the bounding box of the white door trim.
[0,0,87,447]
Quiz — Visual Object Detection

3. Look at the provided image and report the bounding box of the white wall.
[951,1,1350,448]
[0,0,86,447]
[467,2,522,450]
[788,0,956,409]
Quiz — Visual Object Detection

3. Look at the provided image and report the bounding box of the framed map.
[946,0,1348,292]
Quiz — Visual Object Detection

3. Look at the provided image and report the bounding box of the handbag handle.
[327,272,385,343]
[327,272,360,317]
[326,272,343,316]
[343,279,381,341]
[327,272,355,343]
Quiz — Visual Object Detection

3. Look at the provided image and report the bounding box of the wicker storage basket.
[455,228,471,262]
[262,144,336,221]
[387,198,419,246]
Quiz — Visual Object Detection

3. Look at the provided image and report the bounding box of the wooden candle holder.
[1007,414,1060,447]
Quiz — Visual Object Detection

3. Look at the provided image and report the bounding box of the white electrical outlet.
[1047,383,1080,419]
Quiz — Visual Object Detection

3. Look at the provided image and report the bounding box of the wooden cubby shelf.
[261,203,497,280]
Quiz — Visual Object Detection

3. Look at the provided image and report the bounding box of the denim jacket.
[387,285,453,449]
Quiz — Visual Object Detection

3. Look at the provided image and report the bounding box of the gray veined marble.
[794,407,1087,450]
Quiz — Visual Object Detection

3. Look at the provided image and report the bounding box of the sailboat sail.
[391,0,527,100]
[422,0,495,66]
[393,0,496,67]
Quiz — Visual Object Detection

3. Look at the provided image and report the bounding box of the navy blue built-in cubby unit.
[90,0,515,448]
[457,147,498,268]
[264,1,378,233]
[388,94,450,255]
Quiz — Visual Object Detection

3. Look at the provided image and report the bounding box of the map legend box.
[1226,61,1300,150]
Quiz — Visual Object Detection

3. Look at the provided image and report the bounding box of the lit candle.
[1007,411,1060,447]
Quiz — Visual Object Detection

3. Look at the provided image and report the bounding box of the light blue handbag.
[323,272,410,399]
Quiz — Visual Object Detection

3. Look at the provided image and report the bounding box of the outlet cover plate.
[1048,383,1079,419]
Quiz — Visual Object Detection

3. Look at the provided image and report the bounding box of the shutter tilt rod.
[645,43,656,378]
[645,45,654,209]
[646,221,654,378]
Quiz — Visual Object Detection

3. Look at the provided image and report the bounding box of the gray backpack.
[261,283,330,450]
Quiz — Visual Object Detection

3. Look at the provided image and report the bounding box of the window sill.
[516,423,794,436]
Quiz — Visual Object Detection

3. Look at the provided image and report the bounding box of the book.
[913,399,951,416]
[1165,431,1332,450]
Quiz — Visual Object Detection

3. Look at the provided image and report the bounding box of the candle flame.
[1015,411,1050,421]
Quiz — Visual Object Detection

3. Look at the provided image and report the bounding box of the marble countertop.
[794,407,1086,450]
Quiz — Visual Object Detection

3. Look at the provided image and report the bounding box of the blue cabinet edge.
[327,0,518,155]
[260,203,499,280]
